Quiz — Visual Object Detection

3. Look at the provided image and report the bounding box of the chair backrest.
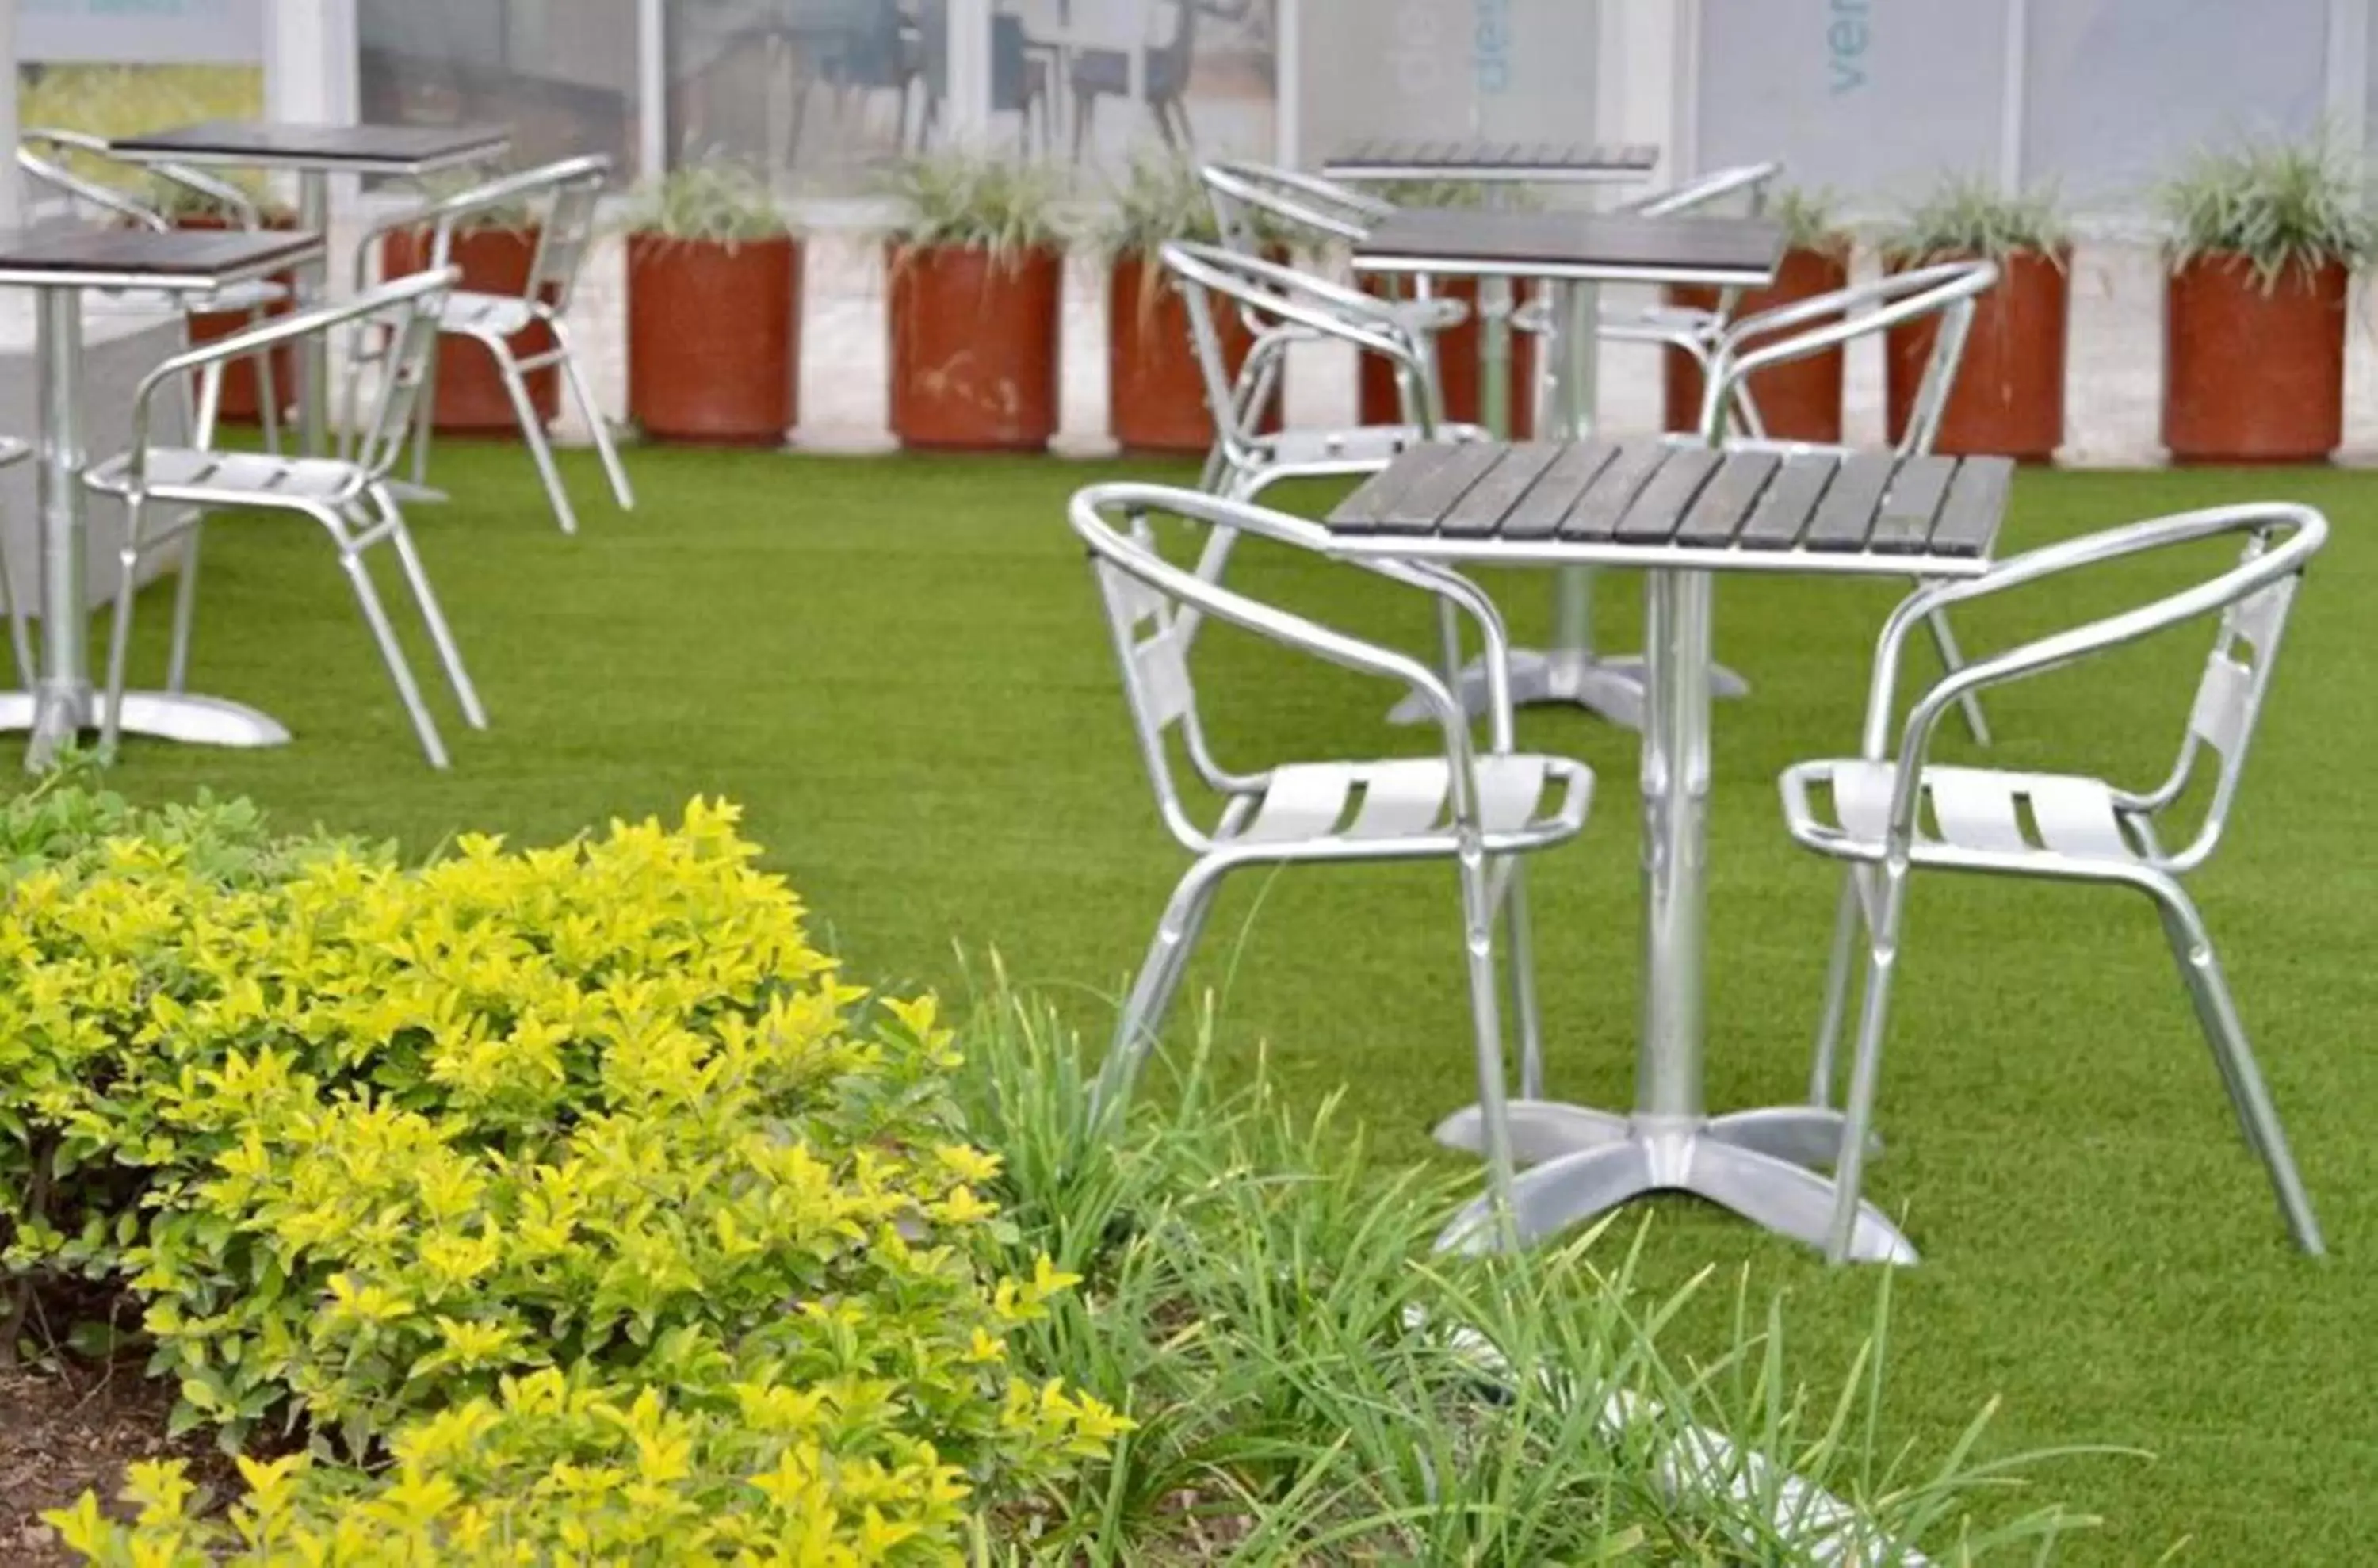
[1200,159,1390,254]
[20,128,268,232]
[1160,239,1437,463]
[429,155,611,316]
[1696,259,1998,453]
[344,270,464,482]
[1623,161,1783,219]
[1070,482,1427,847]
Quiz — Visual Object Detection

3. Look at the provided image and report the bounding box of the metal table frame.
[108,123,511,457]
[0,230,326,771]
[1353,219,1781,732]
[1326,445,2011,1264]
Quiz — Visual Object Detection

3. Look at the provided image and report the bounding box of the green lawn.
[84,439,2378,1562]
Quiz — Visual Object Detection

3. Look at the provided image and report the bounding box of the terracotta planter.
[1358,275,1540,435]
[383,225,559,434]
[886,243,1062,453]
[1107,251,1281,454]
[1884,247,2069,461]
[176,212,297,425]
[1665,244,1851,442]
[627,232,800,446]
[2163,254,2349,465]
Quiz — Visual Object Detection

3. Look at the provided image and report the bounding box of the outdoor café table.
[1325,436,2017,1262]
[108,121,511,457]
[1352,205,1784,731]
[1324,139,1659,438]
[0,224,327,771]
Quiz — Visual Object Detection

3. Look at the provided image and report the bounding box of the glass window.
[361,0,641,175]
[2023,0,2327,207]
[1696,0,2005,205]
[1297,0,1596,167]
[1014,0,1278,175]
[667,0,933,189]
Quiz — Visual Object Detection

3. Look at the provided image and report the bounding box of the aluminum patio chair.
[357,154,633,535]
[17,128,291,451]
[1591,160,1785,419]
[1780,502,2328,1262]
[0,437,29,688]
[83,268,487,769]
[1072,481,1595,1241]
[1693,258,2001,742]
[1164,238,1486,503]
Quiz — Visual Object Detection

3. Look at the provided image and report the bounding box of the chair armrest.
[1857,504,2327,847]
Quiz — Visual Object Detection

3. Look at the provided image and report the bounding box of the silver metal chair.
[0,437,30,689]
[1072,480,1595,1241]
[355,155,633,536]
[17,128,291,452]
[83,269,487,769]
[1164,239,1486,503]
[1696,258,2001,743]
[1592,161,1785,415]
[1780,502,2329,1262]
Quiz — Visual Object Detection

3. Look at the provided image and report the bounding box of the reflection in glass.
[667,0,939,188]
[360,0,640,174]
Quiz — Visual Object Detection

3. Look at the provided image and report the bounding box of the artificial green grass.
[86,438,2378,1562]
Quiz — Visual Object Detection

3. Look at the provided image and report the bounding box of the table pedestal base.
[1432,1101,1915,1264]
[3,690,292,770]
[1391,646,1749,732]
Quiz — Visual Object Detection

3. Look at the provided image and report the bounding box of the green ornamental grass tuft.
[622,155,798,251]
[881,150,1072,262]
[1884,172,2068,267]
[2160,137,2376,290]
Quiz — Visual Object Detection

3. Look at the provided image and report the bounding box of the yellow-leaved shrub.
[0,782,1122,1563]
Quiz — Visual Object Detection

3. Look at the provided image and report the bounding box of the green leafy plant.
[1884,172,2068,266]
[6,786,1122,1562]
[881,150,1069,261]
[942,973,2120,1562]
[622,157,797,250]
[1773,185,1852,256]
[2160,137,2376,289]
[1098,151,1226,256]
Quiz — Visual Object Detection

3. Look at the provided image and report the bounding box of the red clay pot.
[384,224,559,434]
[627,232,799,446]
[1665,244,1850,442]
[2163,254,2349,465]
[1884,247,2069,461]
[176,212,296,425]
[1107,251,1280,454]
[887,243,1062,453]
[1358,275,1539,435]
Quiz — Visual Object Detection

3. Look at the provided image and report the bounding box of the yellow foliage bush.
[0,782,1121,1563]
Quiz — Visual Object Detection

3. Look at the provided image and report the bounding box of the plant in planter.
[1357,178,1541,435]
[2159,140,2375,463]
[1665,186,1853,442]
[1879,174,2070,461]
[1099,154,1285,455]
[147,173,299,427]
[622,159,802,446]
[881,152,1069,453]
[381,169,558,434]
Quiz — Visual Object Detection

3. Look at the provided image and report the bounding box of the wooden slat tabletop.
[1325,438,2014,576]
[1355,208,1784,285]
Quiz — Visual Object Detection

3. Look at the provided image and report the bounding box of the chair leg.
[1808,868,1864,1105]
[1500,858,1545,1101]
[252,314,283,457]
[1917,595,1991,746]
[1827,861,1906,1264]
[1451,840,1520,1247]
[2150,883,2324,1253]
[373,489,487,731]
[488,344,581,535]
[1092,860,1226,1129]
[99,499,149,759]
[408,338,442,491]
[338,542,451,769]
[551,321,635,509]
[0,514,32,692]
[166,523,204,694]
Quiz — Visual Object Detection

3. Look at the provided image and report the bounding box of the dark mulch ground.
[0,1360,234,1566]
